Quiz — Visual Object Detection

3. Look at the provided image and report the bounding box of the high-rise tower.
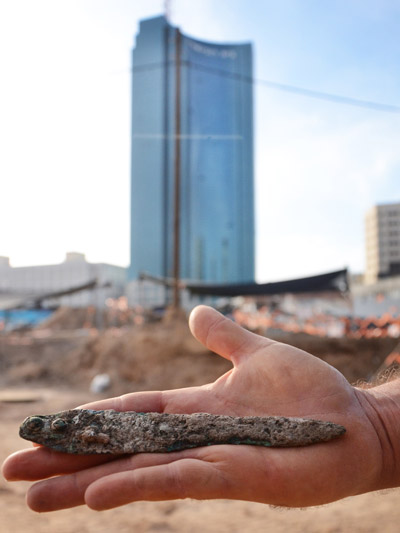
[129,16,254,288]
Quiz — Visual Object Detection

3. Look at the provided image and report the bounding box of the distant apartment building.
[0,253,126,308]
[365,202,400,284]
[129,16,254,291]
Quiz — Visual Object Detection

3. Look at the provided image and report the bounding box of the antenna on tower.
[164,0,172,22]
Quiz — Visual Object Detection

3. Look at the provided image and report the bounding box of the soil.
[1,308,400,532]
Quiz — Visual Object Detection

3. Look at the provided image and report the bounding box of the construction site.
[2,1,400,530]
[2,281,400,531]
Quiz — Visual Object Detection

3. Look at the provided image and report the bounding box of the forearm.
[355,378,400,491]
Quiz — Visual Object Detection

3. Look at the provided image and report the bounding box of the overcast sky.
[1,0,399,282]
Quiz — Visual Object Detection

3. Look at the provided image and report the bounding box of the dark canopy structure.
[185,269,348,297]
[140,269,349,298]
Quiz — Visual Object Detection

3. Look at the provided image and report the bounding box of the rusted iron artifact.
[20,409,346,455]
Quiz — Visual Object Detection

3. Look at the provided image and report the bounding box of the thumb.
[188,305,267,364]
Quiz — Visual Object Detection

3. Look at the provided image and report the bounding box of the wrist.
[355,379,400,491]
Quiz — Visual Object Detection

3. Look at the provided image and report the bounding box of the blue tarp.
[0,309,53,330]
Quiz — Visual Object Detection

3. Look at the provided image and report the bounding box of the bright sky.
[1,0,399,282]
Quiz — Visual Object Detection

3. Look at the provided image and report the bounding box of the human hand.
[1,305,391,511]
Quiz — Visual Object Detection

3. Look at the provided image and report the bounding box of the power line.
[131,60,400,114]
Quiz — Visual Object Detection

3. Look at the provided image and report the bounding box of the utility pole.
[172,28,181,310]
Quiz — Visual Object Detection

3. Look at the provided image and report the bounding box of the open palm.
[2,306,383,511]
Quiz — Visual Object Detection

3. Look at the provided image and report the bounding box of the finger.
[26,450,200,512]
[189,305,270,364]
[2,447,112,481]
[77,390,165,411]
[83,441,357,510]
[76,386,215,414]
[84,457,231,510]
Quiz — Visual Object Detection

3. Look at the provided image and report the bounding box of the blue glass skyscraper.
[129,16,254,285]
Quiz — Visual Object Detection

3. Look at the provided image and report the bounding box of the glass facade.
[129,16,254,284]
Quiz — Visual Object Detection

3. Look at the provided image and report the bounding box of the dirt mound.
[37,306,137,330]
[269,331,399,384]
[36,307,94,330]
[63,316,231,394]
[0,316,231,395]
[1,315,398,395]
[0,330,89,389]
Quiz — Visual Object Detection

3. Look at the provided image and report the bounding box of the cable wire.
[131,60,400,113]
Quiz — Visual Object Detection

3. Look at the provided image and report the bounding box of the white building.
[351,274,400,318]
[365,202,400,284]
[0,253,126,309]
